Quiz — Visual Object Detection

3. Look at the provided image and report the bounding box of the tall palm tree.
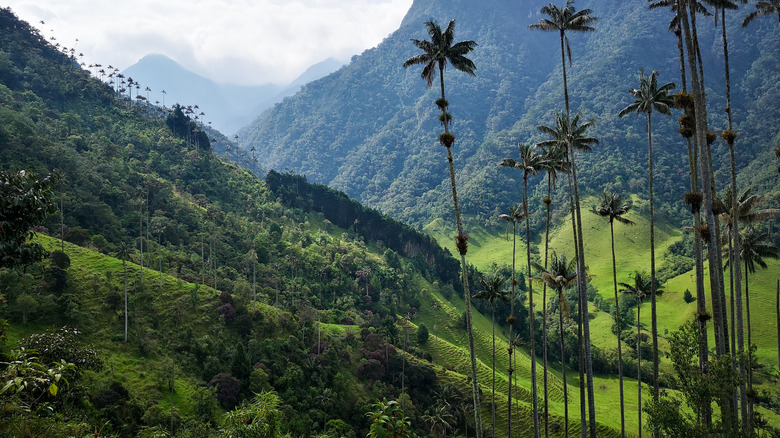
[722,188,780,422]
[116,242,131,342]
[474,274,508,438]
[529,0,598,118]
[537,110,599,438]
[741,0,780,27]
[533,251,577,438]
[498,204,525,436]
[403,19,483,437]
[500,144,547,437]
[537,143,568,438]
[738,226,780,352]
[530,6,598,432]
[591,191,635,438]
[618,69,675,404]
[620,272,662,438]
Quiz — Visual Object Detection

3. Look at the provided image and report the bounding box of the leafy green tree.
[403,19,483,438]
[15,294,38,325]
[591,190,634,438]
[532,251,576,438]
[0,170,59,269]
[474,273,508,438]
[422,403,457,438]
[618,69,676,405]
[416,323,429,345]
[222,391,290,438]
[366,399,417,438]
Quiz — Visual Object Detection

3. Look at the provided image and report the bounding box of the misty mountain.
[238,0,780,229]
[123,54,342,135]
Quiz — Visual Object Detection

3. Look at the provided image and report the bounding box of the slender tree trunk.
[139,203,144,280]
[438,64,482,438]
[572,137,596,438]
[610,220,625,438]
[509,221,516,438]
[559,291,569,438]
[776,279,779,398]
[646,112,660,408]
[543,182,552,438]
[124,257,128,342]
[722,7,747,426]
[60,192,64,253]
[524,175,540,438]
[679,0,734,430]
[637,303,642,438]
[492,307,496,438]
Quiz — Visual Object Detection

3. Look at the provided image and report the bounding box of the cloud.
[5,0,411,85]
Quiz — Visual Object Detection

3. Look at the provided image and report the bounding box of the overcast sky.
[5,0,413,85]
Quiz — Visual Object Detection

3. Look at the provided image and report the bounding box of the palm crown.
[593,191,635,225]
[618,70,676,118]
[537,111,599,154]
[403,20,477,88]
[530,1,598,64]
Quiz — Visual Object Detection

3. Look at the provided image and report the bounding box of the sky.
[5,0,413,85]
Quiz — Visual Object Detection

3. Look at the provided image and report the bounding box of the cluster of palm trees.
[404,0,778,437]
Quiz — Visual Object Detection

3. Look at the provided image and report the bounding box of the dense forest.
[1,1,780,437]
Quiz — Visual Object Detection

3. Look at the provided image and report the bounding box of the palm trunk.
[637,303,642,438]
[124,258,128,342]
[571,137,596,438]
[509,221,516,438]
[438,63,482,438]
[559,292,569,438]
[492,307,496,438]
[679,0,734,430]
[610,220,625,438]
[776,279,779,398]
[524,175,540,438]
[543,181,552,438]
[646,112,660,407]
[722,7,747,426]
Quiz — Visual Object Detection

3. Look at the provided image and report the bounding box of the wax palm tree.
[537,143,568,438]
[537,109,598,438]
[403,19,483,437]
[500,144,546,437]
[529,0,598,118]
[498,204,525,435]
[533,251,576,438]
[116,242,131,342]
[620,272,662,438]
[742,0,780,27]
[474,274,509,438]
[738,226,779,353]
[423,403,457,438]
[591,191,634,438]
[618,69,675,404]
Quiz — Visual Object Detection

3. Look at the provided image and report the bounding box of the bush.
[208,373,241,409]
[416,323,429,345]
[683,289,695,304]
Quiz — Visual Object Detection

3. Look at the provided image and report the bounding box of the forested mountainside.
[239,0,779,231]
[0,7,597,437]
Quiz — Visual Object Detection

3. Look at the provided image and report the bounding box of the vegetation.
[1,1,779,437]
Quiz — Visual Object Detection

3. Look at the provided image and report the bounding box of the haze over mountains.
[123,54,343,134]
[237,0,780,229]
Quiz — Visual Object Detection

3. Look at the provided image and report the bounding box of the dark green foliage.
[265,170,461,290]
[0,169,59,269]
[209,373,241,409]
[18,326,102,375]
[416,323,429,345]
[683,289,695,304]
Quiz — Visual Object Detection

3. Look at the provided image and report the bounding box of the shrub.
[416,323,429,345]
[208,373,241,409]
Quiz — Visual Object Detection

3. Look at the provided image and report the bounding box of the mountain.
[239,0,780,230]
[122,54,342,135]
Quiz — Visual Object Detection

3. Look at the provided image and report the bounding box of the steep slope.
[239,0,780,230]
[1,7,630,436]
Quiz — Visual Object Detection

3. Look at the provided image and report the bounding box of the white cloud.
[5,0,412,85]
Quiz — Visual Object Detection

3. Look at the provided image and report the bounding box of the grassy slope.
[424,196,780,432]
